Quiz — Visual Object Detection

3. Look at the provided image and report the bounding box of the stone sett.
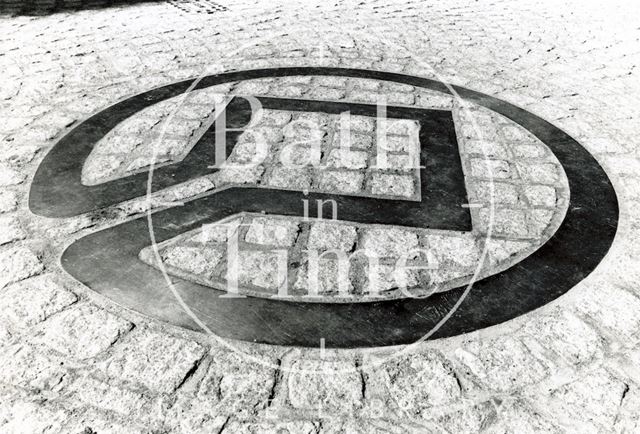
[34,303,132,360]
[215,165,265,185]
[294,257,355,295]
[161,244,225,280]
[0,191,18,213]
[315,169,365,193]
[362,261,425,294]
[382,119,419,136]
[368,172,415,197]
[523,185,557,207]
[469,158,513,179]
[431,401,497,433]
[380,153,418,171]
[516,162,560,184]
[0,246,44,289]
[332,130,374,149]
[545,369,629,432]
[326,148,369,170]
[0,345,67,391]
[464,139,510,159]
[67,375,148,416]
[454,335,548,393]
[266,166,313,189]
[346,115,376,133]
[0,164,25,186]
[256,109,292,127]
[513,143,548,158]
[468,181,520,205]
[490,398,561,434]
[360,227,420,258]
[222,420,318,434]
[380,134,418,153]
[227,250,288,291]
[0,144,40,166]
[245,217,300,247]
[306,86,346,100]
[278,143,322,167]
[197,348,277,416]
[521,309,604,366]
[425,232,480,268]
[104,329,206,394]
[307,222,358,252]
[0,401,69,434]
[575,283,640,344]
[286,358,362,413]
[374,350,462,418]
[527,209,554,237]
[477,208,530,238]
[0,275,77,331]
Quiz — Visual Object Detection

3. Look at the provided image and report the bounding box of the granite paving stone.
[1,0,639,430]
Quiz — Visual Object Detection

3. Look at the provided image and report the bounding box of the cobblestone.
[1,0,639,430]
[576,283,640,344]
[454,336,549,393]
[33,304,132,360]
[370,350,462,418]
[103,329,205,394]
[307,221,358,252]
[244,217,300,247]
[196,348,277,416]
[285,357,362,413]
[0,246,44,289]
[0,345,67,391]
[0,275,77,332]
[0,191,18,213]
[67,375,148,416]
[544,369,629,433]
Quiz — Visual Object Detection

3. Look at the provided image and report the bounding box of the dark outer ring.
[32,67,618,347]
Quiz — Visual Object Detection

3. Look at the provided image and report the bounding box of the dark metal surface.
[30,67,619,347]
[30,94,471,230]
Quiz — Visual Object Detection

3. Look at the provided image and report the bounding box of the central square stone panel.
[222,96,471,231]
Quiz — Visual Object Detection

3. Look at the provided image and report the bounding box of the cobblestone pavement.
[1,0,640,432]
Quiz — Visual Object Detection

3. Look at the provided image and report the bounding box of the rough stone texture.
[222,420,318,434]
[0,246,44,289]
[67,375,149,416]
[575,283,640,344]
[227,250,288,291]
[0,275,77,331]
[488,399,562,434]
[520,308,604,366]
[360,227,419,258]
[543,369,629,433]
[0,345,67,391]
[285,357,363,413]
[244,217,300,247]
[0,217,25,246]
[371,350,462,418]
[195,348,277,416]
[33,304,132,360]
[0,400,70,434]
[103,329,206,394]
[294,256,355,295]
[161,244,225,279]
[2,0,640,430]
[307,222,358,252]
[0,191,18,213]
[454,336,549,393]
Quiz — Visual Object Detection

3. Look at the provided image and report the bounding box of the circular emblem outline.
[29,67,619,347]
